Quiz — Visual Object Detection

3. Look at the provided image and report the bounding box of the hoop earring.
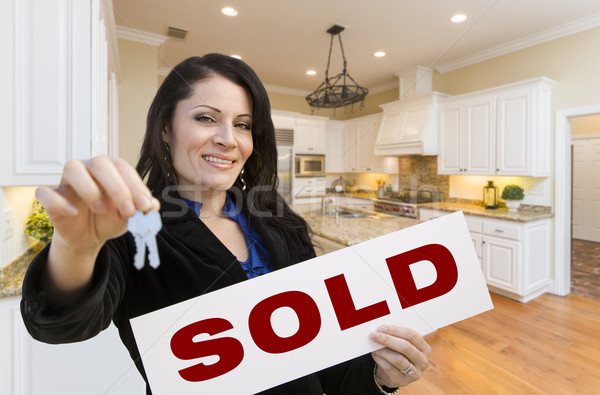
[240,168,247,191]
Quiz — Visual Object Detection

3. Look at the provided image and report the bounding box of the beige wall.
[571,114,600,136]
[433,27,600,112]
[117,39,159,167]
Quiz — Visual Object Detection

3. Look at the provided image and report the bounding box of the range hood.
[375,66,448,156]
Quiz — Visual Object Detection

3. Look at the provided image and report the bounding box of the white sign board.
[131,211,493,394]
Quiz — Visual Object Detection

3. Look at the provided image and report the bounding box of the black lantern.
[305,25,368,112]
[483,180,498,209]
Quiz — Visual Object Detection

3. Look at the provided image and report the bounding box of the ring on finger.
[401,362,414,376]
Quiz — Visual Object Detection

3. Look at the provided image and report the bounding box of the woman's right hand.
[35,156,160,297]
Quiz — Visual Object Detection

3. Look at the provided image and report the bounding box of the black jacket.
[21,196,379,395]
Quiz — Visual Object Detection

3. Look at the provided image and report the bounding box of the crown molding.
[116,25,168,47]
[369,80,398,95]
[435,12,600,74]
[264,84,311,96]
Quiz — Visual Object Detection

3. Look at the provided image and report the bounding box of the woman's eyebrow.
[190,105,252,118]
[191,104,220,112]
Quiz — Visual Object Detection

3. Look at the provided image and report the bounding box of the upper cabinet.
[325,120,345,173]
[0,0,119,186]
[438,77,555,177]
[438,95,496,174]
[345,115,398,174]
[294,117,327,154]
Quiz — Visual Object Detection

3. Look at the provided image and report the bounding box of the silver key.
[144,211,162,269]
[128,210,162,270]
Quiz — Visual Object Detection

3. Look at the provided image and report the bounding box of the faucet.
[321,196,333,216]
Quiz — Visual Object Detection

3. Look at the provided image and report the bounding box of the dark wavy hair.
[136,54,311,246]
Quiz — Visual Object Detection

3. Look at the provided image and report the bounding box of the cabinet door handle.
[494,229,504,233]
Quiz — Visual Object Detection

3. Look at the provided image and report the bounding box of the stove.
[374,190,443,219]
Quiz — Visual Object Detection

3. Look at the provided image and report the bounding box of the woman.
[21,54,430,394]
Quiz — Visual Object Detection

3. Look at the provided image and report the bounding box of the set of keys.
[127,210,162,270]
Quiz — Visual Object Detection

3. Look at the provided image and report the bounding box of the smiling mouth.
[202,155,235,165]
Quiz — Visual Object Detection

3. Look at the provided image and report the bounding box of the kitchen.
[2,1,600,393]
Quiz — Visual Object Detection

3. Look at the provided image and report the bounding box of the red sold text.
[170,243,458,382]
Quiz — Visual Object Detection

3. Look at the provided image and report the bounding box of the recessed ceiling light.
[231,54,242,59]
[374,51,386,58]
[306,70,317,76]
[451,14,467,23]
[221,7,238,16]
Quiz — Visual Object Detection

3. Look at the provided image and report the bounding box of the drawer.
[482,221,520,240]
[294,177,325,187]
[293,186,325,197]
[465,217,483,233]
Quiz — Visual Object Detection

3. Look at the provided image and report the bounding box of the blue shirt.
[181,195,272,279]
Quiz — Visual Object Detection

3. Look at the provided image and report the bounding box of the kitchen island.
[296,206,421,247]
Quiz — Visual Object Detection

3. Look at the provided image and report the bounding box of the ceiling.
[111,0,600,94]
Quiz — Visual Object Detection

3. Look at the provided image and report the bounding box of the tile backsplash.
[397,156,449,199]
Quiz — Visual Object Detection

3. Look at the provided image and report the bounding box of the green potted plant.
[501,185,525,213]
[25,200,53,242]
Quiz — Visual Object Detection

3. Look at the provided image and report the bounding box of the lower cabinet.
[339,197,376,211]
[418,208,550,302]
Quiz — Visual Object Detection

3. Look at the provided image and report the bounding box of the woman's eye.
[195,115,216,124]
[234,121,252,131]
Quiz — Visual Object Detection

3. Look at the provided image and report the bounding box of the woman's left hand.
[370,325,431,388]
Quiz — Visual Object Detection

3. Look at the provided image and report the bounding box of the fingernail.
[137,195,151,211]
[379,326,388,333]
[370,332,382,341]
[64,204,78,216]
[121,200,135,216]
[94,199,107,213]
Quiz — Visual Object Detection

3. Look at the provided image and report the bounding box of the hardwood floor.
[402,292,600,394]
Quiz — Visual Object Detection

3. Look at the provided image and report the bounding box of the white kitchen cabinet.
[1,296,145,394]
[344,115,398,174]
[496,83,552,176]
[482,235,520,292]
[325,120,345,173]
[438,95,496,175]
[0,0,119,186]
[418,208,551,302]
[437,77,555,177]
[418,207,444,221]
[292,176,326,199]
[343,125,359,172]
[339,197,375,211]
[271,110,298,130]
[294,117,326,154]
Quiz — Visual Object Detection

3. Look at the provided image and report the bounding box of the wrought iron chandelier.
[306,25,368,112]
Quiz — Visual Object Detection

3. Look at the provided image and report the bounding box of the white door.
[572,138,600,242]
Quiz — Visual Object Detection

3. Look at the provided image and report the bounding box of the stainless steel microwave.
[295,154,325,177]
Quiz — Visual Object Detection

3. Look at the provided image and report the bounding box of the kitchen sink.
[336,210,371,218]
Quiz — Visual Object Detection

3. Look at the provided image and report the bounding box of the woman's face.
[163,75,254,200]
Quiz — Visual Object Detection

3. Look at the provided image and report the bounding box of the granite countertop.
[300,208,421,246]
[419,201,554,222]
[0,240,47,298]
